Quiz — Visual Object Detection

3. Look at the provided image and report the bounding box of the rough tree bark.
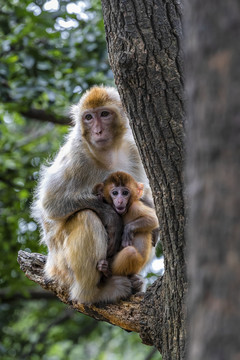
[185,1,240,359]
[101,0,186,359]
[19,1,186,359]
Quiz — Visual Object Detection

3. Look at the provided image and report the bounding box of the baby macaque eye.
[85,114,93,121]
[101,111,110,117]
[112,190,118,196]
[122,190,129,196]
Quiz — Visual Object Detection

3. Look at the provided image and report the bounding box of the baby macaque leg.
[111,246,144,276]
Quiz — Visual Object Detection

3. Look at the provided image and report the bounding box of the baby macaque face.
[110,186,131,215]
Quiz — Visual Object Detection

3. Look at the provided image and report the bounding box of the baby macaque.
[93,171,159,277]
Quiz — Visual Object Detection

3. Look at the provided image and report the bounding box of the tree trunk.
[101,1,186,358]
[185,1,240,359]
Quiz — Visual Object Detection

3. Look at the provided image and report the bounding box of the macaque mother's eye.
[85,114,93,120]
[101,111,110,117]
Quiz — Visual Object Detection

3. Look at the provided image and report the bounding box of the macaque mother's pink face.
[82,107,116,149]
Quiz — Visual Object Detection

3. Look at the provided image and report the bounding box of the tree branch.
[17,250,144,333]
[0,288,56,302]
[21,109,72,126]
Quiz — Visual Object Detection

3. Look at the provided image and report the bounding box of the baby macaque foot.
[97,259,112,278]
[129,274,144,294]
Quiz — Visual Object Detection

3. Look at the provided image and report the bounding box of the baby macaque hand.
[97,259,111,278]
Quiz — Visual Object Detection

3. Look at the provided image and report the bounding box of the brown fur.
[104,171,138,189]
[81,87,122,111]
[93,171,159,276]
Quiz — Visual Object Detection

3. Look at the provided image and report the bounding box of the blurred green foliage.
[1,298,159,360]
[0,0,161,359]
[0,0,111,114]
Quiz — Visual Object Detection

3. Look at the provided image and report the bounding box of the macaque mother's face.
[82,107,116,149]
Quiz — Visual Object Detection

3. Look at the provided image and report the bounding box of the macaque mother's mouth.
[95,138,109,143]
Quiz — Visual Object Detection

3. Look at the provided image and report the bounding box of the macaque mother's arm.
[40,162,109,220]
[42,188,108,221]
[41,175,123,257]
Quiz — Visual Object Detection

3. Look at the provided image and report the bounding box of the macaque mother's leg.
[63,210,108,302]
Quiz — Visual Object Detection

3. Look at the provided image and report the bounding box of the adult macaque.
[93,171,159,278]
[32,86,154,304]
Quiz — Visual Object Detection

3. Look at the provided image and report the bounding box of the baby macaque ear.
[92,183,104,196]
[137,182,144,198]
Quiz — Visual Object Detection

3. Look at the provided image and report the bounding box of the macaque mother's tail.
[70,275,133,304]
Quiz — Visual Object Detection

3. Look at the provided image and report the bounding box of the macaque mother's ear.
[137,182,144,198]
